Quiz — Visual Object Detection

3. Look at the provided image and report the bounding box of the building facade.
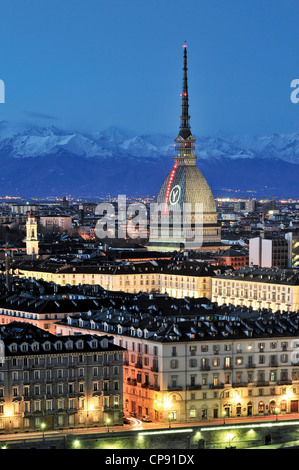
[56,310,299,424]
[0,322,124,433]
[14,260,217,299]
[249,236,288,269]
[212,267,299,312]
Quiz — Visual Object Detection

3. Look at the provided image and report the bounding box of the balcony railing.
[256,381,269,387]
[277,380,292,385]
[209,383,224,390]
[187,385,202,390]
[127,378,137,386]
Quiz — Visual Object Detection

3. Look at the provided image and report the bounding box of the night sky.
[0,0,298,137]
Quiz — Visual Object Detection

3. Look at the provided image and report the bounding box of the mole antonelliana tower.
[26,210,39,256]
[148,43,221,252]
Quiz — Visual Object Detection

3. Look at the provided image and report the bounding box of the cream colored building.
[14,261,216,300]
[212,267,299,312]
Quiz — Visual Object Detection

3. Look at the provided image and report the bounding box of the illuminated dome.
[157,162,217,217]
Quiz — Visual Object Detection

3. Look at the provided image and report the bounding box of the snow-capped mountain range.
[0,121,298,198]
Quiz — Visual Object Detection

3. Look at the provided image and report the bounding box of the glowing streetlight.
[73,439,80,449]
[168,413,172,429]
[40,422,46,440]
[106,418,111,433]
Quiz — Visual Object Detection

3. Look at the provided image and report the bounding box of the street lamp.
[73,440,80,449]
[106,418,111,433]
[223,411,227,424]
[275,407,279,421]
[40,422,46,441]
[168,413,172,429]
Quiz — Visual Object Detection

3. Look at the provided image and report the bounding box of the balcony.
[127,378,137,386]
[200,365,210,371]
[141,383,150,389]
[151,366,159,372]
[167,386,183,391]
[232,382,248,388]
[209,383,224,390]
[246,363,256,368]
[277,380,292,386]
[150,384,160,391]
[256,381,269,387]
[187,385,202,390]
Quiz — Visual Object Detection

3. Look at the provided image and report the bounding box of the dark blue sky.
[0,0,298,136]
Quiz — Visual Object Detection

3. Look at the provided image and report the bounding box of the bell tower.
[26,210,39,256]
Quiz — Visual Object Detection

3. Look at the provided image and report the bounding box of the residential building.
[0,322,124,433]
[212,266,299,312]
[56,310,299,423]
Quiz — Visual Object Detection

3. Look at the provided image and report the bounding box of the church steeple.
[175,42,196,163]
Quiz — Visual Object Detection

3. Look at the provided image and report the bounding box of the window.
[259,355,265,364]
[224,357,231,369]
[281,354,288,363]
[46,400,52,411]
[12,372,18,381]
[93,382,99,392]
[34,401,41,412]
[33,370,40,380]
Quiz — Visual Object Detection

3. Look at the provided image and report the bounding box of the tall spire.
[179,41,191,139]
[175,42,196,163]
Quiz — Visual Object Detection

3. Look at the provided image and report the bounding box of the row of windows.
[215,281,291,292]
[9,339,105,353]
[171,354,292,369]
[169,369,297,387]
[2,365,119,382]
[3,353,120,367]
[0,379,119,397]
[171,342,289,356]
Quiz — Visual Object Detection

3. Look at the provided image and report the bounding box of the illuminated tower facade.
[26,210,39,256]
[148,43,221,252]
